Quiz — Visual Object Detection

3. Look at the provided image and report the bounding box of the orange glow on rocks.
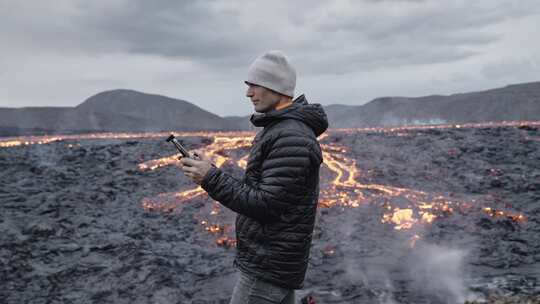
[2,122,532,247]
[133,125,529,243]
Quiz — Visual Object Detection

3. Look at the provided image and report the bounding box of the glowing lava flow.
[69,125,531,245]
[0,130,255,148]
[1,120,538,149]
[1,121,533,247]
[320,136,528,252]
[330,120,540,135]
[139,130,519,248]
[138,133,253,246]
[139,134,254,210]
[319,141,460,230]
[320,140,526,231]
[0,136,64,147]
[314,134,527,247]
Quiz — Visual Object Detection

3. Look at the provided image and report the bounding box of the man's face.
[245,82,281,113]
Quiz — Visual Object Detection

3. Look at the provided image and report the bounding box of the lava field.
[1,122,539,303]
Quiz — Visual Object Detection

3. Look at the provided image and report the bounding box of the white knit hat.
[245,50,296,97]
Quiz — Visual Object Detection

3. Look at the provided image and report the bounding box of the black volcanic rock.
[1,125,539,303]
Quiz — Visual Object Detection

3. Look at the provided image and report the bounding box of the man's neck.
[275,97,293,111]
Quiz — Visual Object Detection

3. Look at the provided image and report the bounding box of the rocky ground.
[1,124,539,303]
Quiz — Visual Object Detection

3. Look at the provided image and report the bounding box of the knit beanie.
[245,50,296,97]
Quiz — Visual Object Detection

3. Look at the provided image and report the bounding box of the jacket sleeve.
[200,131,315,222]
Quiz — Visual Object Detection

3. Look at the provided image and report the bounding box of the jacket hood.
[250,94,328,136]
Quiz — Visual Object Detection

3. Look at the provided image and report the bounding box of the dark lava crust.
[1,126,539,303]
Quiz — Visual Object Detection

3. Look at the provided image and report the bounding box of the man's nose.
[246,87,253,98]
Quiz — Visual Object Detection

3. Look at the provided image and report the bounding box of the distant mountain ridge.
[325,81,540,128]
[1,82,539,136]
[0,89,242,136]
[76,89,235,131]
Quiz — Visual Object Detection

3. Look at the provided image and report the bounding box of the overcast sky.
[1,0,540,116]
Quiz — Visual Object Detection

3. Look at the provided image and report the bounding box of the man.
[180,50,328,303]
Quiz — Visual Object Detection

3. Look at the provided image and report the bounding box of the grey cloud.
[298,47,479,75]
[69,1,318,68]
[0,1,258,65]
[288,1,540,74]
[314,1,539,37]
[482,58,540,80]
[0,2,121,55]
[74,1,257,63]
[1,0,539,113]
[3,0,539,75]
[364,0,428,2]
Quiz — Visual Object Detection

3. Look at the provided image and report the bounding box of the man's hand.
[179,150,213,185]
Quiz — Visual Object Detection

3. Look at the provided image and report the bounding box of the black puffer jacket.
[201,94,328,289]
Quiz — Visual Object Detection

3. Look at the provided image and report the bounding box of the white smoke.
[410,118,447,125]
[408,243,479,304]
[334,207,478,304]
[30,142,57,168]
[380,113,448,126]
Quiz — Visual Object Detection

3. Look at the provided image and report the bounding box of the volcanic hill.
[1,82,539,135]
[0,90,239,136]
[325,81,540,128]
